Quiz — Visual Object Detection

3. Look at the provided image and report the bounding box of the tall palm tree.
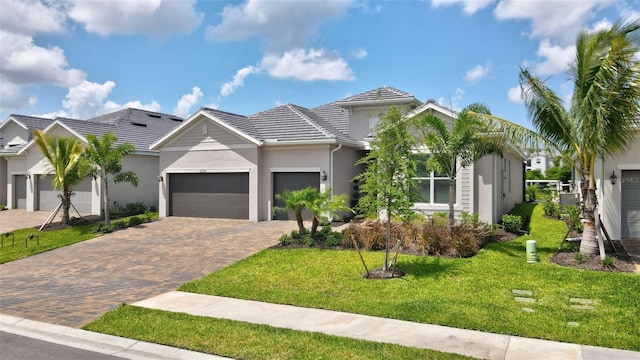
[33,130,86,225]
[83,133,138,226]
[482,19,640,255]
[413,103,503,230]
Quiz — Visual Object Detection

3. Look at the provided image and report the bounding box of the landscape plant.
[83,133,138,226]
[33,130,87,225]
[479,19,640,256]
[354,106,417,271]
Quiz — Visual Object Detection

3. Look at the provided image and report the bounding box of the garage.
[38,175,92,213]
[621,170,640,238]
[14,175,26,209]
[169,173,249,219]
[272,172,320,220]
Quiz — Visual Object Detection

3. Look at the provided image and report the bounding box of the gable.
[0,120,30,148]
[162,118,255,151]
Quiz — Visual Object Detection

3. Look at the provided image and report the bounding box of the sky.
[1,0,638,128]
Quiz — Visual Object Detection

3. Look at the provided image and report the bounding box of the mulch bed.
[551,251,637,273]
[38,215,103,231]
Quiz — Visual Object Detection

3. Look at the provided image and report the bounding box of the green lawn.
[84,305,471,360]
[176,204,640,351]
[0,213,158,264]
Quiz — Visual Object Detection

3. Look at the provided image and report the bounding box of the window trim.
[411,152,458,206]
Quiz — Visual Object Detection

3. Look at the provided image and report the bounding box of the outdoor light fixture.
[25,172,30,180]
[321,170,327,181]
[158,175,163,182]
[609,171,617,185]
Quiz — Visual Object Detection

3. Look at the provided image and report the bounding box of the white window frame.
[411,153,457,207]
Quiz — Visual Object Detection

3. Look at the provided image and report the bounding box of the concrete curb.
[134,291,640,360]
[0,313,230,360]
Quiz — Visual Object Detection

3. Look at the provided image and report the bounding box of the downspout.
[330,144,342,196]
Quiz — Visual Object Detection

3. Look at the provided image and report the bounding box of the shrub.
[278,234,292,246]
[601,256,616,269]
[449,224,481,258]
[501,214,522,233]
[342,221,389,250]
[461,211,479,226]
[574,252,587,264]
[565,205,583,232]
[526,185,538,202]
[300,234,315,246]
[0,204,6,211]
[543,201,561,219]
[112,221,127,230]
[125,202,148,216]
[324,231,342,246]
[128,216,143,227]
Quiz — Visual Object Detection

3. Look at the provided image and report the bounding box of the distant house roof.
[0,115,55,154]
[335,86,420,107]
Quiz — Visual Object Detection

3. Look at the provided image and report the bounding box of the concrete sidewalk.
[0,313,229,360]
[134,291,640,360]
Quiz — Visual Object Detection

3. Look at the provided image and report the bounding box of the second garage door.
[621,170,640,238]
[272,172,320,220]
[38,175,92,213]
[169,173,249,219]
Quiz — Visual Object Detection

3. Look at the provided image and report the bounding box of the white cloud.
[437,88,464,111]
[464,64,490,83]
[206,0,351,52]
[494,0,614,45]
[352,48,368,59]
[174,87,203,117]
[220,66,260,97]
[431,0,496,15]
[0,0,66,36]
[261,49,354,81]
[67,0,203,37]
[507,86,523,104]
[59,80,160,119]
[532,39,575,75]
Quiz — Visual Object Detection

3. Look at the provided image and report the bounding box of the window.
[536,158,541,164]
[367,117,379,137]
[412,154,453,204]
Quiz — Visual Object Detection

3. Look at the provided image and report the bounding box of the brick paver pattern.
[0,217,296,328]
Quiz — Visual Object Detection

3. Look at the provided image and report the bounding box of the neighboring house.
[151,86,525,224]
[595,128,640,240]
[525,149,552,175]
[0,109,183,215]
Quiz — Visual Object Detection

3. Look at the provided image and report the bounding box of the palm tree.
[33,130,86,225]
[273,187,317,234]
[83,133,138,226]
[306,189,351,236]
[482,19,640,256]
[413,103,502,230]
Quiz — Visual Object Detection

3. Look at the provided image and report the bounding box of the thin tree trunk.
[385,203,391,271]
[295,211,306,235]
[310,216,319,237]
[579,183,598,255]
[448,176,455,232]
[103,169,111,226]
[61,187,71,225]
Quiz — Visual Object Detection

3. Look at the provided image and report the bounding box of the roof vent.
[146,113,161,118]
[170,117,183,122]
[131,122,147,127]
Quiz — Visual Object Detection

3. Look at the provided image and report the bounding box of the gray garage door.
[272,172,320,220]
[169,173,249,219]
[38,175,92,213]
[14,175,26,209]
[621,170,640,238]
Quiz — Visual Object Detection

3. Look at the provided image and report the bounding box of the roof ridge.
[203,107,247,118]
[383,85,412,98]
[287,104,334,139]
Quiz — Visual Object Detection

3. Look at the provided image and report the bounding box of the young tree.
[273,187,317,235]
[83,133,138,226]
[33,130,86,225]
[355,106,417,271]
[480,19,640,256]
[413,103,502,230]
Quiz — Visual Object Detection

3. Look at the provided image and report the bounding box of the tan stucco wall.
[259,145,331,220]
[598,132,640,239]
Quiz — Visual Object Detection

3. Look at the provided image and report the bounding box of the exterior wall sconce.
[609,171,617,185]
[25,172,31,180]
[158,175,163,182]
[321,170,327,181]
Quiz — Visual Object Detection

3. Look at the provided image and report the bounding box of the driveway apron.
[0,217,296,328]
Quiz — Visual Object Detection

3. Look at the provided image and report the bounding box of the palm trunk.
[61,187,71,225]
[310,217,319,237]
[103,169,111,226]
[295,211,306,235]
[448,176,455,232]
[579,182,598,255]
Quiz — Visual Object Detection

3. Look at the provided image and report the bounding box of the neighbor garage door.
[14,175,26,209]
[169,173,249,219]
[621,170,640,238]
[272,172,320,220]
[38,175,92,213]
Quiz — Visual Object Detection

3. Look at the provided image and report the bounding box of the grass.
[84,305,471,360]
[0,213,158,264]
[175,204,640,351]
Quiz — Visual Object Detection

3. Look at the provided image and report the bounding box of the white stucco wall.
[598,133,640,240]
[0,157,7,205]
[6,156,26,209]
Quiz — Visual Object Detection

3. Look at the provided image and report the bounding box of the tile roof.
[8,114,54,130]
[249,104,344,142]
[202,108,261,139]
[335,86,418,105]
[311,102,350,136]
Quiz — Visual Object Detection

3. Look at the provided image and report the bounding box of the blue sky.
[1,0,638,128]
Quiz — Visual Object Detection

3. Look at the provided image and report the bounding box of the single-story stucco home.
[150,86,526,224]
[0,109,183,215]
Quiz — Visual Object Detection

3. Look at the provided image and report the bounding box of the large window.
[412,154,453,204]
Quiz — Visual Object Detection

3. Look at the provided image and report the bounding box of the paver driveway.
[0,217,296,328]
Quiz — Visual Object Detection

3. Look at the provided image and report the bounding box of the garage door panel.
[38,175,92,213]
[14,175,26,209]
[272,172,320,221]
[169,173,249,219]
